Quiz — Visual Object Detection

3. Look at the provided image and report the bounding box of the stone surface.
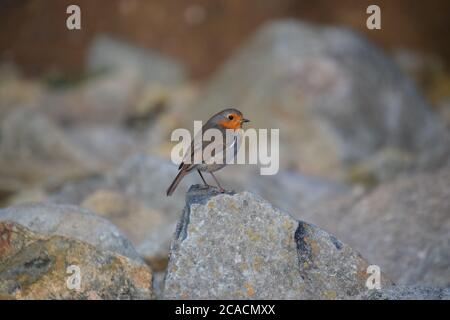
[42,34,188,126]
[81,189,162,246]
[247,170,351,217]
[41,70,142,125]
[306,167,450,287]
[151,271,166,300]
[49,174,109,206]
[0,221,153,299]
[108,155,202,269]
[87,34,186,86]
[191,20,449,180]
[81,189,173,270]
[360,286,450,300]
[345,147,416,187]
[112,154,197,219]
[0,74,43,120]
[163,185,391,299]
[438,99,450,129]
[66,125,141,167]
[48,155,198,271]
[136,221,178,272]
[51,154,353,273]
[0,110,97,194]
[0,203,142,262]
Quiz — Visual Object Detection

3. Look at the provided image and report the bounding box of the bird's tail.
[166,170,187,196]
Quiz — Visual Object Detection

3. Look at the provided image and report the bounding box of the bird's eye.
[228,115,234,120]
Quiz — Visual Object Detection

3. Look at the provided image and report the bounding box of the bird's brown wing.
[178,125,204,171]
[179,124,242,169]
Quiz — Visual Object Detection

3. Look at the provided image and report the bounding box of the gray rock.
[164,185,391,299]
[190,20,449,180]
[360,286,450,300]
[47,155,197,269]
[80,188,175,271]
[0,63,44,120]
[136,221,178,271]
[110,155,200,266]
[437,99,450,130]
[46,154,352,281]
[247,170,351,218]
[41,69,142,125]
[49,154,192,208]
[49,154,199,269]
[66,125,141,167]
[0,110,97,193]
[111,154,350,219]
[308,167,450,287]
[112,154,197,219]
[346,147,416,187]
[87,34,186,86]
[0,203,142,262]
[49,174,109,205]
[0,221,153,300]
[152,272,167,300]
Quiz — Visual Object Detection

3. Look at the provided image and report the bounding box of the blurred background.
[0,0,449,297]
[2,0,450,80]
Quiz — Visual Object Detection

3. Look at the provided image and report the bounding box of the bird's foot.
[198,184,211,190]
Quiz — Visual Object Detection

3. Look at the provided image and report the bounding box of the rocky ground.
[0,20,449,300]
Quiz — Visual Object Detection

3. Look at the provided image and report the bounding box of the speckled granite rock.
[0,203,142,262]
[360,286,450,300]
[163,185,391,299]
[0,221,153,299]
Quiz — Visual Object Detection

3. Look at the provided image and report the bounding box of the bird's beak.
[242,118,250,123]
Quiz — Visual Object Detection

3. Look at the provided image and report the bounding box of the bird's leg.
[197,170,210,189]
[209,172,225,193]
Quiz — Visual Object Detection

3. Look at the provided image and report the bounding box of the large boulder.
[0,110,97,196]
[41,35,187,126]
[163,185,392,299]
[0,63,44,120]
[49,154,351,298]
[360,286,450,300]
[49,174,109,206]
[93,155,200,272]
[0,203,142,262]
[87,35,186,86]
[112,154,197,219]
[48,155,198,275]
[46,153,355,298]
[81,189,174,271]
[0,221,153,299]
[247,170,351,216]
[40,69,142,125]
[65,125,142,167]
[305,167,450,287]
[190,20,449,180]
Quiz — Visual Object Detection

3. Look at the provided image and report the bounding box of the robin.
[166,108,250,196]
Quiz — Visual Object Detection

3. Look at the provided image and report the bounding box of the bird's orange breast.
[218,114,243,130]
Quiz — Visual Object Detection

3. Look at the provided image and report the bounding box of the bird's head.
[212,108,250,130]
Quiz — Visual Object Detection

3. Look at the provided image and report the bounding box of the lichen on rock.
[163,184,392,299]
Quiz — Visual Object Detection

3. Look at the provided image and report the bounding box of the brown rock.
[81,189,172,271]
[81,189,165,245]
[0,221,153,300]
[305,167,450,287]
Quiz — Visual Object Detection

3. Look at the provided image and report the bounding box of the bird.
[166,108,250,196]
